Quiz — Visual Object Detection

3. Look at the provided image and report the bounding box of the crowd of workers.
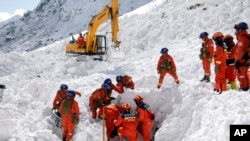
[51,21,249,140]
[199,22,250,94]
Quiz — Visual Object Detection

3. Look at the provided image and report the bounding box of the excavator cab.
[95,35,107,55]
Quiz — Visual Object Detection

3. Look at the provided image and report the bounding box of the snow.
[0,0,250,141]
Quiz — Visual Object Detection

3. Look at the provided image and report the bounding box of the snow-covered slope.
[0,0,250,141]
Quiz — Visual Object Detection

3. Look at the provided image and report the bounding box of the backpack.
[140,103,155,120]
[60,98,73,114]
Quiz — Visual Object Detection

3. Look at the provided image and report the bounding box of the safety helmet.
[102,83,112,92]
[116,75,122,83]
[60,84,68,90]
[122,103,131,111]
[199,32,208,39]
[67,90,75,97]
[134,95,143,101]
[223,34,233,44]
[160,47,168,54]
[212,32,224,40]
[234,22,248,30]
[104,78,112,85]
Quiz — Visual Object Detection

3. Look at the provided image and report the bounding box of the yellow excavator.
[66,0,120,55]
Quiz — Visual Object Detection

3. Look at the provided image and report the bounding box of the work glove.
[214,65,219,73]
[234,60,240,73]
[208,58,213,63]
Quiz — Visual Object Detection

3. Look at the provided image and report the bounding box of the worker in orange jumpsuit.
[234,22,250,91]
[100,97,123,141]
[212,32,227,94]
[102,78,121,94]
[59,90,80,141]
[115,75,135,93]
[52,84,68,116]
[113,103,139,141]
[223,34,237,90]
[199,32,214,82]
[77,33,85,48]
[89,83,112,119]
[134,95,154,141]
[157,47,179,88]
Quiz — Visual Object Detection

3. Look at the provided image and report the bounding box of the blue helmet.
[102,83,111,92]
[67,90,75,97]
[199,32,208,39]
[116,75,122,83]
[104,78,112,85]
[234,22,248,30]
[60,84,68,90]
[160,47,168,54]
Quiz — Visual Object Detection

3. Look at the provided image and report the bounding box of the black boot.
[62,137,66,141]
[204,76,210,83]
[200,75,206,82]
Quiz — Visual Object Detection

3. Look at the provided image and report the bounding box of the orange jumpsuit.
[77,36,85,48]
[201,37,214,77]
[225,42,236,84]
[214,45,227,92]
[157,53,179,88]
[59,97,80,141]
[103,104,123,140]
[235,30,250,90]
[114,112,139,141]
[136,103,154,141]
[116,75,135,94]
[89,88,111,119]
[52,90,67,109]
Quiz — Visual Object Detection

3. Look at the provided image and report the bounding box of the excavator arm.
[85,0,120,54]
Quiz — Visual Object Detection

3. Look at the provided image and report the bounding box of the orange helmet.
[223,34,233,41]
[212,32,224,40]
[134,95,143,101]
[122,103,131,111]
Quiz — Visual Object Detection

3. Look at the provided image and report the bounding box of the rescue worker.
[212,32,227,94]
[134,95,154,141]
[115,75,135,93]
[77,33,85,48]
[245,49,250,86]
[101,97,123,141]
[89,83,112,119]
[113,103,139,141]
[157,47,179,88]
[103,78,122,94]
[199,32,214,82]
[223,34,237,90]
[52,84,69,116]
[234,22,250,91]
[59,90,80,141]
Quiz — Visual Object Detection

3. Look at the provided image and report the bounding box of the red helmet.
[122,103,131,111]
[134,95,143,101]
[212,32,224,40]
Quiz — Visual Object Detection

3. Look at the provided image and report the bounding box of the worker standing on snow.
[100,97,123,141]
[115,75,135,93]
[134,95,155,141]
[59,90,80,141]
[52,84,69,116]
[89,83,113,119]
[113,103,139,141]
[234,22,250,91]
[157,47,179,89]
[199,32,214,83]
[223,34,237,90]
[212,32,227,94]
